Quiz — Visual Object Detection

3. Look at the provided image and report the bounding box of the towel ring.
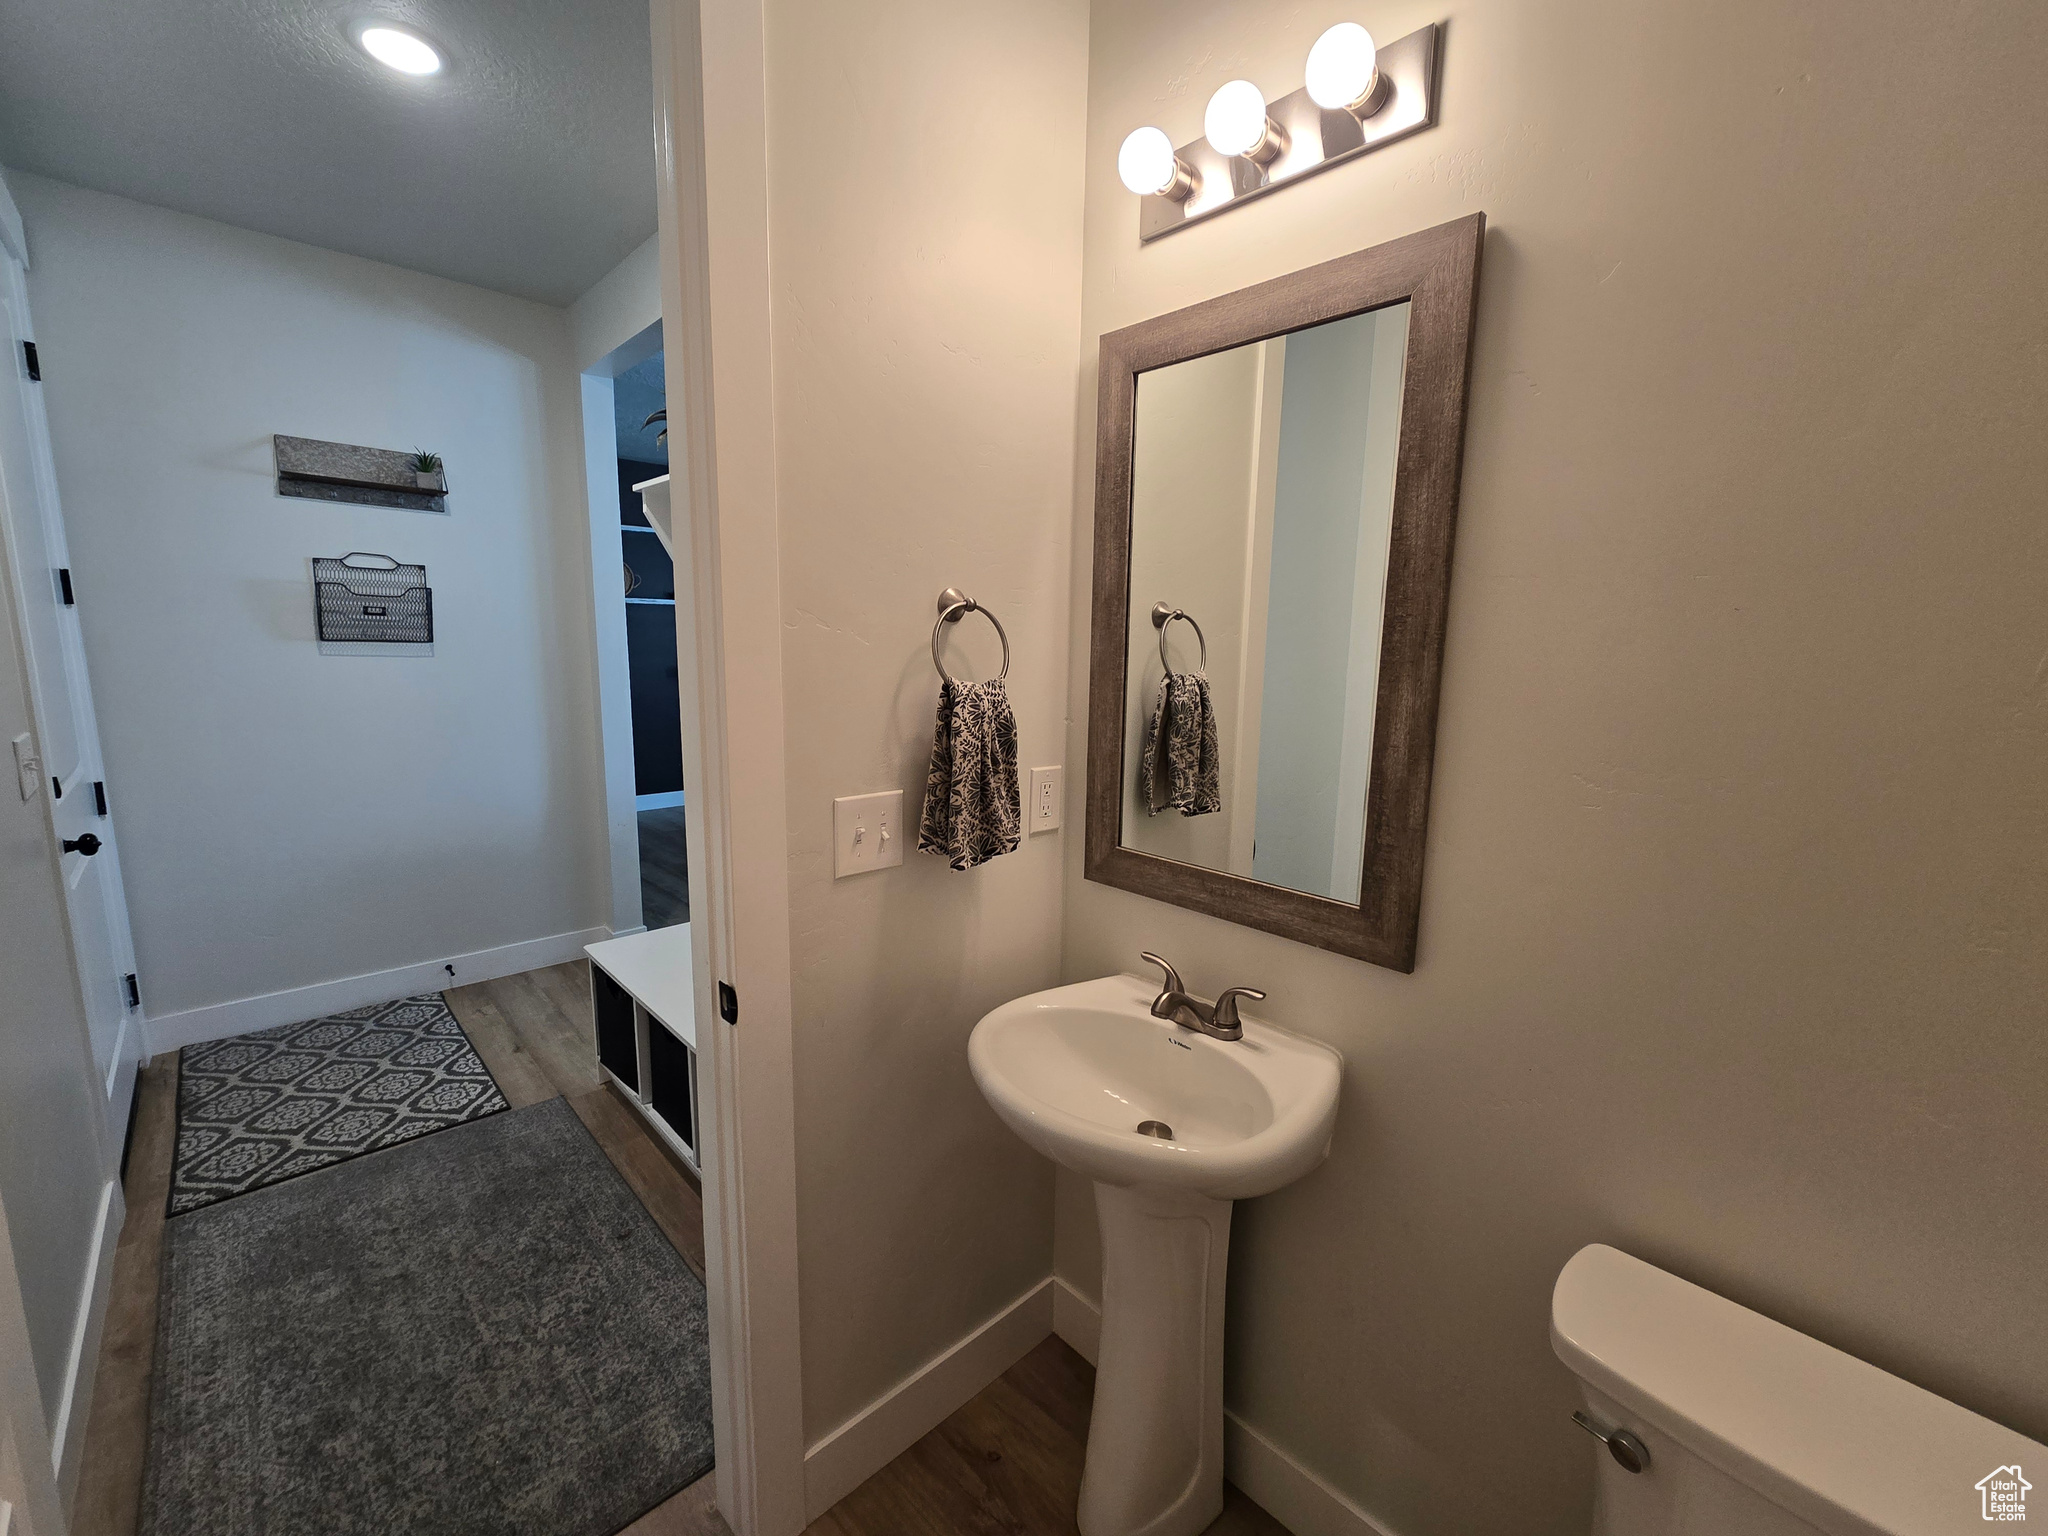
[1151,602,1208,676]
[933,587,1010,685]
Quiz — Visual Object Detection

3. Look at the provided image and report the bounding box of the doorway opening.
[583,324,692,935]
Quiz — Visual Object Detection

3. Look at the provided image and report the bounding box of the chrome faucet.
[1140,953,1265,1042]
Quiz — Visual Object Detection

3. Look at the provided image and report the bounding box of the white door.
[0,248,143,1146]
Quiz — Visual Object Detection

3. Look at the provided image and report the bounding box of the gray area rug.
[170,994,508,1214]
[142,1097,715,1536]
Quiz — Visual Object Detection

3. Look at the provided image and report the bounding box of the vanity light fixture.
[1118,127,1198,201]
[354,21,443,77]
[1305,22,1392,116]
[1117,19,1441,242]
[1203,80,1287,164]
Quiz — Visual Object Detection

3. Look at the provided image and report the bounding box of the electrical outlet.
[834,790,904,877]
[1029,766,1062,832]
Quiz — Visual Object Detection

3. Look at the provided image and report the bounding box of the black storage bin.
[592,963,639,1091]
[647,1020,694,1154]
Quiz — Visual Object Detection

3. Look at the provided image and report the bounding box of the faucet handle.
[1139,952,1184,998]
[1211,986,1267,1029]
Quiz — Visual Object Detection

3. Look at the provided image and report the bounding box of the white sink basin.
[970,972,1342,1536]
[969,973,1340,1200]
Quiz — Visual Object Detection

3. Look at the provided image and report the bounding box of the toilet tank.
[1551,1245,2043,1536]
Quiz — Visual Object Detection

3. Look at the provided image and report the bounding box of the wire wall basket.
[313,553,433,655]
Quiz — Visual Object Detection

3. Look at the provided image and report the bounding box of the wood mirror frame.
[1084,214,1484,971]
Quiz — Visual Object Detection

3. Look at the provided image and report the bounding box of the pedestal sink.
[969,972,1342,1536]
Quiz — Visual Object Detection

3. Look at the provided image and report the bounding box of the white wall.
[11,173,610,1036]
[577,369,643,933]
[755,0,1090,1451]
[568,235,668,935]
[1060,2,2048,1534]
[570,231,661,374]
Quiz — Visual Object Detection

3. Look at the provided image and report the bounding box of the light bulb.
[357,24,442,76]
[1118,127,1178,197]
[1305,23,1383,114]
[1204,80,1276,159]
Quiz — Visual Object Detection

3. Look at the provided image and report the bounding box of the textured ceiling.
[614,352,668,465]
[0,0,656,305]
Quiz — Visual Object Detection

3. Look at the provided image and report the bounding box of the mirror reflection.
[1119,300,1410,901]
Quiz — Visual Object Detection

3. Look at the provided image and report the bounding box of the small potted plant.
[411,450,446,493]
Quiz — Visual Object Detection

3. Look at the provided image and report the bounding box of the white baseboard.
[142,925,613,1055]
[1225,1413,1402,1536]
[803,1277,1055,1521]
[49,1177,121,1503]
[635,790,686,810]
[1050,1277,1400,1536]
[1052,1273,1102,1364]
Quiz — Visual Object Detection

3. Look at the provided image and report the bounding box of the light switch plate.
[834,790,904,877]
[1029,766,1062,833]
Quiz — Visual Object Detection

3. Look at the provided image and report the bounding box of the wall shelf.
[275,434,448,514]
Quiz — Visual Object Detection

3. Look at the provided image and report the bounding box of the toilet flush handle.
[1572,1411,1650,1474]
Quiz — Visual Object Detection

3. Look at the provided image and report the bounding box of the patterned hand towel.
[917,678,1022,871]
[1141,672,1221,817]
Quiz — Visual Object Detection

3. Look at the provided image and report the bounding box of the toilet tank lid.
[1551,1245,2043,1536]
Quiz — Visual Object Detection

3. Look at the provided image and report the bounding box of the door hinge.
[124,973,140,1009]
[717,980,739,1025]
[57,568,74,605]
[94,780,107,816]
[23,341,39,381]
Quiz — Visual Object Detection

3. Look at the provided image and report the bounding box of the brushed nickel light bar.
[1117,22,1441,243]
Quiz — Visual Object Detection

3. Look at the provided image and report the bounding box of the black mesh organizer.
[313,553,433,646]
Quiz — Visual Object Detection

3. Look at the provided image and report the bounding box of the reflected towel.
[917,678,1021,871]
[1141,672,1221,817]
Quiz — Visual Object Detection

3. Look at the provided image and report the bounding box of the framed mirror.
[1085,215,1484,970]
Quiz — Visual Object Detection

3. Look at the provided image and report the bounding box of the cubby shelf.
[586,925,700,1174]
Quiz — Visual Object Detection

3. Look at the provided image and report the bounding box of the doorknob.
[62,832,101,856]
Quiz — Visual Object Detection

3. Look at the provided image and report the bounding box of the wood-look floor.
[70,959,1286,1536]
[797,1337,1289,1536]
[617,1332,1287,1536]
[639,806,691,930]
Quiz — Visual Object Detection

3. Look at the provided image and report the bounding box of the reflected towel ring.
[933,586,1011,684]
[1151,602,1208,676]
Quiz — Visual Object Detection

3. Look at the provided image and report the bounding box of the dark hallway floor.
[639,805,690,929]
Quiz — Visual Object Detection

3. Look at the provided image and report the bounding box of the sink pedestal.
[1079,1183,1233,1536]
[967,975,1342,1535]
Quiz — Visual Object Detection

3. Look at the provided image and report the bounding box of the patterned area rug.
[169,995,507,1215]
[142,1098,714,1536]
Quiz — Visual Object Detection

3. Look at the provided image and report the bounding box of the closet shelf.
[633,474,674,556]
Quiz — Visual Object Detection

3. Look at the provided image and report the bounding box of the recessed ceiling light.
[355,23,442,77]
